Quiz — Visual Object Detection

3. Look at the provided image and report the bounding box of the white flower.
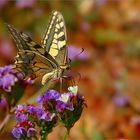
[58,93,70,103]
[68,86,78,95]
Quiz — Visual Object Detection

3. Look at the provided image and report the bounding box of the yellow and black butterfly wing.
[6,23,58,82]
[6,24,44,54]
[42,11,68,66]
[15,51,57,80]
[6,23,57,65]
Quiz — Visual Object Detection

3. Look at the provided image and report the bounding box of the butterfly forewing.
[7,24,48,57]
[42,11,68,66]
[7,23,58,66]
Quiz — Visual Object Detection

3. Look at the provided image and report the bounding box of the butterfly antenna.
[75,48,84,58]
[67,58,71,69]
[68,58,71,63]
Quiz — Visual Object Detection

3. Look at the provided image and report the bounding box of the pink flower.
[16,0,36,8]
[0,0,9,8]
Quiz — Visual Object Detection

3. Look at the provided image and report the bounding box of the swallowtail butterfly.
[6,11,69,85]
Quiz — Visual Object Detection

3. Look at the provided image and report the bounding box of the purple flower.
[27,128,36,137]
[32,105,53,121]
[15,105,27,114]
[0,65,16,75]
[34,105,45,119]
[39,111,55,121]
[0,0,9,8]
[12,127,26,139]
[68,45,90,61]
[16,104,26,111]
[38,111,48,120]
[16,73,23,80]
[36,95,43,103]
[27,105,36,114]
[29,105,56,122]
[77,93,84,100]
[0,65,34,92]
[0,65,18,92]
[0,74,17,92]
[16,0,36,8]
[15,105,29,122]
[44,90,60,100]
[13,102,58,139]
[16,114,28,122]
[58,93,71,102]
[56,90,86,131]
[56,101,74,112]
[12,126,36,138]
[56,93,74,112]
[36,90,60,103]
[113,94,129,107]
[0,97,7,108]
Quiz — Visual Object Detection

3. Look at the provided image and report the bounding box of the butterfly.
[6,11,70,85]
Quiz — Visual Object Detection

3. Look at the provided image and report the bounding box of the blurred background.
[1,0,140,139]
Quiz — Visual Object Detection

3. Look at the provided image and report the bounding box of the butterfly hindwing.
[42,11,67,66]
[15,51,57,80]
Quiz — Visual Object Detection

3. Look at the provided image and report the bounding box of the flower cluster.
[0,65,34,93]
[0,65,18,92]
[12,86,86,139]
[16,0,36,8]
[12,104,57,139]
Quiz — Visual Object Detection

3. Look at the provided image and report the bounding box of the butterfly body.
[42,67,63,85]
[6,11,69,85]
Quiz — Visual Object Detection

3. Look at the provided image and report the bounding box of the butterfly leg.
[50,77,63,92]
[59,77,63,93]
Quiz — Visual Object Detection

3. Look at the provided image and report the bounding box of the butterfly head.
[60,58,71,71]
[60,63,70,71]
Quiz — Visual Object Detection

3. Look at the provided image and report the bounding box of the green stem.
[40,127,49,140]
[63,130,69,140]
